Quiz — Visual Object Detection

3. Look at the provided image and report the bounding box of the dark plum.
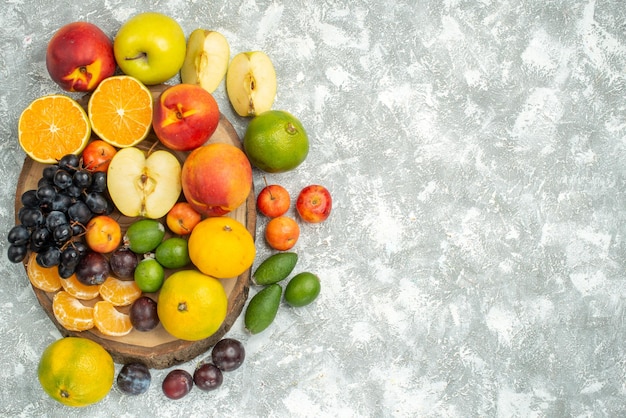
[162,369,193,400]
[129,296,159,332]
[75,251,110,285]
[117,363,151,395]
[211,338,245,372]
[110,247,139,279]
[193,363,223,391]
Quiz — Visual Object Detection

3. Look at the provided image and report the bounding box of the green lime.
[134,258,165,293]
[244,284,282,334]
[125,219,165,254]
[243,110,309,173]
[252,252,298,285]
[155,237,191,269]
[284,272,320,307]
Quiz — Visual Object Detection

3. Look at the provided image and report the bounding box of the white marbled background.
[1,0,626,416]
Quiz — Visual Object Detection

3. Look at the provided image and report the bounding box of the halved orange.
[52,291,94,331]
[87,75,153,147]
[18,94,91,163]
[26,253,62,292]
[61,273,101,300]
[99,277,142,307]
[93,300,133,337]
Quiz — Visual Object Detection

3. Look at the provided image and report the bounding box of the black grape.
[7,225,30,246]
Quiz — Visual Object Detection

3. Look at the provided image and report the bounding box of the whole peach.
[181,143,252,217]
[46,22,116,92]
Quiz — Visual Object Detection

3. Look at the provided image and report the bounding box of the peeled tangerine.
[188,217,255,279]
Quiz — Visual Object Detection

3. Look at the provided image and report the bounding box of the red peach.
[181,143,252,217]
[46,22,116,92]
[153,84,220,151]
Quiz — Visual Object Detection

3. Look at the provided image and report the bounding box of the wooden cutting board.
[15,86,256,369]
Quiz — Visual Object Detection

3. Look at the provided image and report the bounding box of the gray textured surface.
[2,0,626,416]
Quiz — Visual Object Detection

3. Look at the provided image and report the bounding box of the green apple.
[226,51,277,117]
[113,12,186,85]
[180,29,230,93]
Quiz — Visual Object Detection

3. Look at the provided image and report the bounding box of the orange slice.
[61,273,101,300]
[26,253,62,292]
[52,291,94,331]
[99,277,142,307]
[87,75,153,147]
[93,300,133,337]
[18,94,91,163]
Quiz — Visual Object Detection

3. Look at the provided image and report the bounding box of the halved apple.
[226,51,277,117]
[180,29,230,93]
[107,147,182,219]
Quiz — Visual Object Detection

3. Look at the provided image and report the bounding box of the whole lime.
[243,110,309,173]
[134,258,165,293]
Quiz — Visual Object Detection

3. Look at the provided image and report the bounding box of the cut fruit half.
[88,75,153,148]
[18,94,91,163]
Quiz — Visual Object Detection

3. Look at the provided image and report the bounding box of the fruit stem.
[286,122,297,135]
[125,52,148,61]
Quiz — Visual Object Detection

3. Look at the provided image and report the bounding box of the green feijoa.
[284,272,320,307]
[155,237,191,269]
[244,284,282,334]
[124,219,166,254]
[252,252,298,285]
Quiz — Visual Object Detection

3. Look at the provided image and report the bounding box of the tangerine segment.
[18,95,91,164]
[99,277,142,307]
[93,301,133,337]
[61,273,101,300]
[88,75,153,147]
[26,253,62,293]
[52,291,94,332]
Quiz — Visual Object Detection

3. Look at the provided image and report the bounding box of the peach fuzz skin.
[181,143,252,217]
[46,22,116,92]
[153,84,220,151]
